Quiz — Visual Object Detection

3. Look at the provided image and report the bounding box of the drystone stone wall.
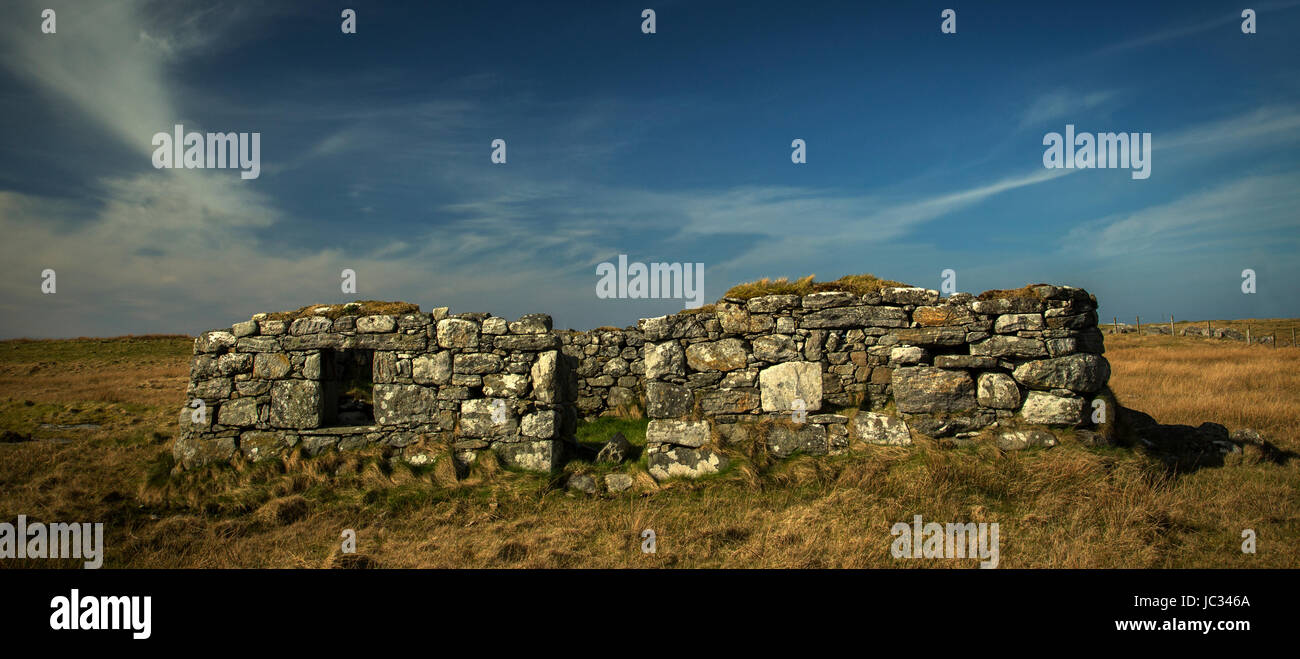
[636,285,1110,480]
[175,307,572,471]
[176,283,1112,480]
[557,328,645,421]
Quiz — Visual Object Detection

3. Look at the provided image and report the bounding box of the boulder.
[644,341,686,379]
[372,384,438,427]
[1018,391,1084,425]
[853,411,912,445]
[767,423,828,457]
[891,366,976,414]
[997,430,1058,450]
[976,372,1021,409]
[412,352,452,385]
[759,361,823,412]
[1012,354,1110,393]
[597,432,632,464]
[269,380,322,428]
[493,440,561,471]
[604,473,635,493]
[217,398,259,427]
[994,313,1045,333]
[436,318,480,349]
[970,335,1047,358]
[356,315,397,333]
[685,339,748,372]
[530,351,559,403]
[646,419,711,447]
[645,381,693,418]
[647,447,727,480]
[752,335,800,362]
[509,314,553,334]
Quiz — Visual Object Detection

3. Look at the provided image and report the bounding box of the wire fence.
[1107,315,1298,348]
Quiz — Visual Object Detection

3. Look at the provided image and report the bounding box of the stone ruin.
[176,283,1113,479]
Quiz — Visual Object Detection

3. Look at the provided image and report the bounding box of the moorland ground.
[0,323,1297,568]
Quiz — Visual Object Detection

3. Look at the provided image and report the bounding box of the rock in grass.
[566,472,597,495]
[596,432,632,464]
[604,473,634,493]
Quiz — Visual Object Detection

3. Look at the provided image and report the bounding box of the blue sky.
[1,0,1298,338]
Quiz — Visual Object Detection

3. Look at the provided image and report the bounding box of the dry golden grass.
[261,300,421,321]
[1105,332,1300,447]
[0,331,1297,569]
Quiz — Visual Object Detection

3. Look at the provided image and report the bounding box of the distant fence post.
[1246,325,1251,344]
[1113,317,1119,334]
[1292,327,1296,348]
[1136,315,1141,335]
[1170,315,1175,336]
[1207,320,1211,335]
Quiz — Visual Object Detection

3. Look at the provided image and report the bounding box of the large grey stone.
[767,423,828,457]
[759,361,823,413]
[453,352,503,375]
[531,351,559,403]
[289,316,332,335]
[685,339,747,372]
[646,419,711,447]
[644,341,685,379]
[217,398,260,427]
[977,372,1021,409]
[752,335,799,362]
[509,314,552,334]
[647,447,727,480]
[892,327,967,347]
[412,352,451,385]
[892,367,976,414]
[1012,354,1110,393]
[801,291,857,309]
[270,380,323,428]
[373,384,438,426]
[997,430,1058,450]
[800,306,908,329]
[458,398,518,437]
[880,287,939,305]
[994,313,1045,333]
[853,411,912,445]
[253,352,291,379]
[436,318,479,349]
[646,381,693,418]
[970,335,1047,358]
[356,315,397,333]
[483,373,529,398]
[521,410,557,438]
[746,294,800,313]
[1018,391,1085,425]
[493,440,561,471]
[195,331,237,353]
[493,334,560,351]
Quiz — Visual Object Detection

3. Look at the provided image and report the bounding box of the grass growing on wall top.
[724,273,912,300]
[261,300,421,321]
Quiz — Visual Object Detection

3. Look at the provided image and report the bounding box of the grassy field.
[0,328,1297,568]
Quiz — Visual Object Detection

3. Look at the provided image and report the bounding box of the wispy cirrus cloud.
[1018,89,1120,130]
[1061,173,1300,259]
